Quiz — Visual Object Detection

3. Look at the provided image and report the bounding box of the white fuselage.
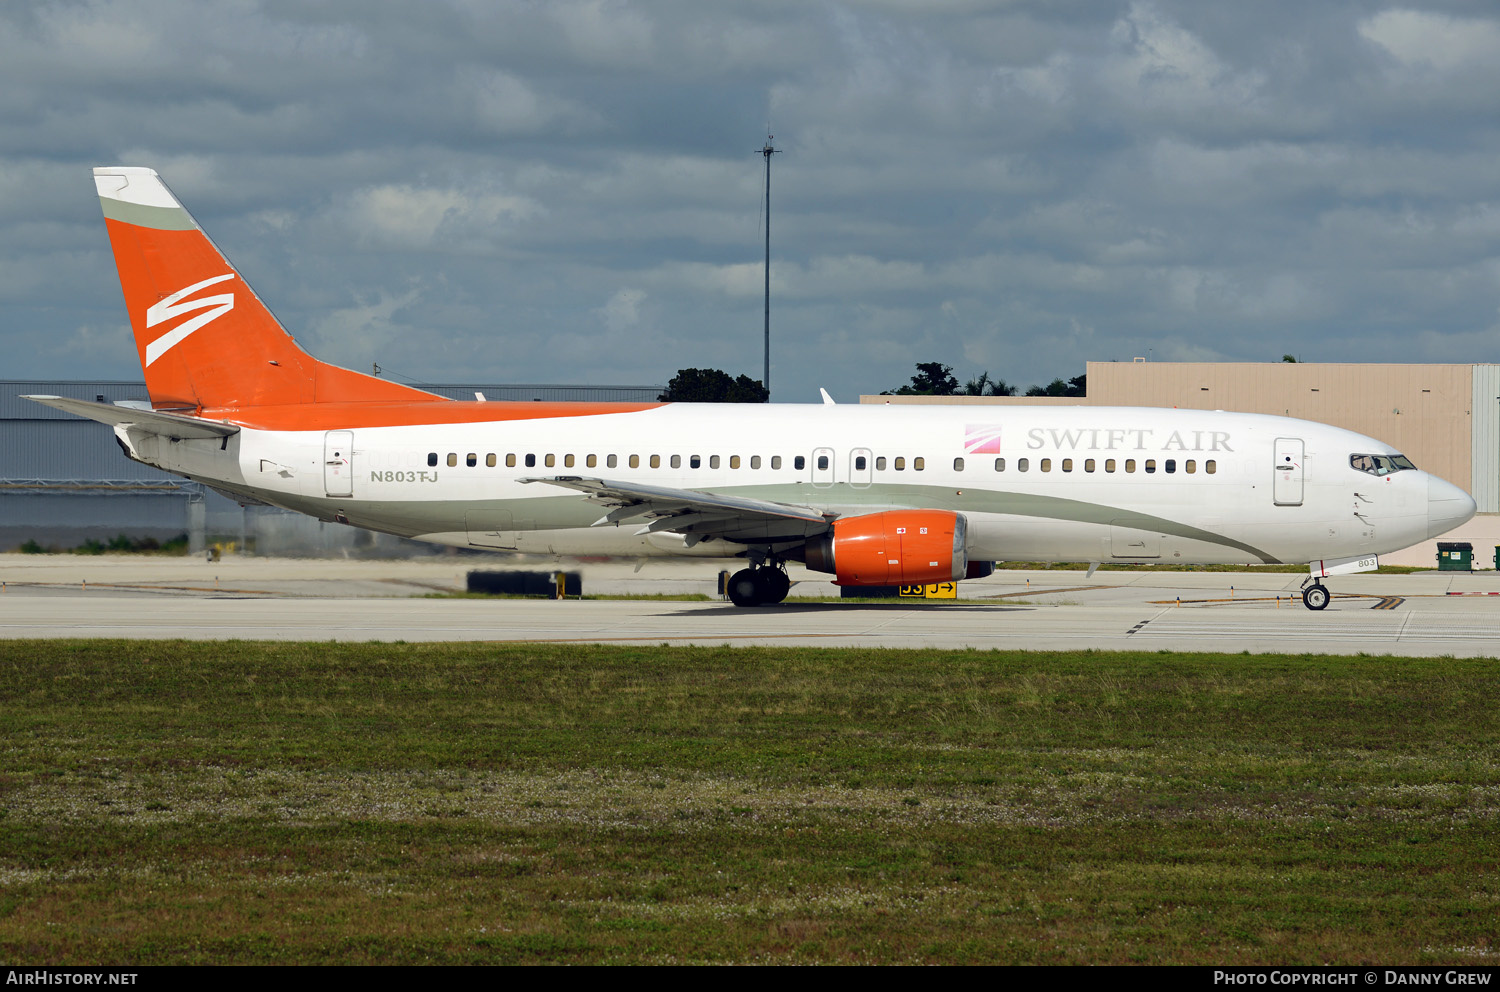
[121,402,1466,565]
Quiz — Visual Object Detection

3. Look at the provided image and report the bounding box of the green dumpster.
[1437,542,1473,571]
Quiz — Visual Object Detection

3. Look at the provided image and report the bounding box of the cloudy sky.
[4,0,1499,401]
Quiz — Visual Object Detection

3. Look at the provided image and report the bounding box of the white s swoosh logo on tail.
[144,273,235,366]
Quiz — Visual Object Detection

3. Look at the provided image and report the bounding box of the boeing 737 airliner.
[24,167,1478,609]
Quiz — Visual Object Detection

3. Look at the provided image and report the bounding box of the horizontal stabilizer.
[22,394,240,439]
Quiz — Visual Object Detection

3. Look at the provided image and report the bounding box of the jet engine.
[802,510,968,586]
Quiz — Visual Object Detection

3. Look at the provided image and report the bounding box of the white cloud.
[307,286,423,369]
[1358,9,1500,72]
[1102,2,1265,112]
[342,184,541,250]
[597,287,646,332]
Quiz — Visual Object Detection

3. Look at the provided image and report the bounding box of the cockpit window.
[1350,453,1416,477]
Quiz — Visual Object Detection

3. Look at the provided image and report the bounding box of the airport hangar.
[861,361,1500,568]
[0,379,660,554]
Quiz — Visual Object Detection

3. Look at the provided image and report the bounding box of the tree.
[961,372,1018,396]
[884,361,961,396]
[658,368,768,403]
[1025,374,1086,398]
[1282,354,1298,363]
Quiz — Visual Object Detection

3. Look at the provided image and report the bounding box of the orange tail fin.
[94,167,445,412]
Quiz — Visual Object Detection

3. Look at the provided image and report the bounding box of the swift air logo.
[144,273,235,367]
[963,424,1003,455]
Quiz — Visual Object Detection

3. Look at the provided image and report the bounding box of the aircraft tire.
[1303,584,1331,611]
[727,568,762,607]
[759,567,791,605]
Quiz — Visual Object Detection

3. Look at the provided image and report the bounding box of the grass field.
[1,640,1496,964]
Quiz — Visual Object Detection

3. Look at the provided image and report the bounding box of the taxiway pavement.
[2,554,1498,655]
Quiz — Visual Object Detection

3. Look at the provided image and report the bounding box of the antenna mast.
[760,133,779,401]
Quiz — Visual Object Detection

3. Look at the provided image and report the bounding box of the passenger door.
[1273,437,1304,506]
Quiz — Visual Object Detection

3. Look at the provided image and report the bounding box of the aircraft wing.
[22,394,240,440]
[519,476,835,545]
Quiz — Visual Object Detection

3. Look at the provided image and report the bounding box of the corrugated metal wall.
[1472,366,1500,513]
[2,381,185,482]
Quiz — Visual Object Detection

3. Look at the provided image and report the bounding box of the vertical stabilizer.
[94,167,444,411]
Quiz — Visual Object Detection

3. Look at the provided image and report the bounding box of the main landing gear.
[1300,578,1331,611]
[726,563,791,607]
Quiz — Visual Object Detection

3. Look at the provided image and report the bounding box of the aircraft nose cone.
[1427,475,1478,539]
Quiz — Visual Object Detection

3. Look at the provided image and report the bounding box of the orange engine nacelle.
[802,510,968,587]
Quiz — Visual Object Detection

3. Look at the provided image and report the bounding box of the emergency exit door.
[1273,437,1303,506]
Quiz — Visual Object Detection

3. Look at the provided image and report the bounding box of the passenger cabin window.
[876,457,887,471]
[1017,458,1029,472]
[545,454,556,468]
[1085,458,1096,473]
[794,455,805,471]
[1040,458,1052,472]
[894,457,906,471]
[1185,459,1196,474]
[689,455,701,469]
[506,454,516,468]
[466,453,477,467]
[750,456,761,469]
[486,453,496,468]
[564,454,575,468]
[855,456,867,471]
[771,456,781,470]
[586,454,597,468]
[427,452,438,467]
[710,455,720,469]
[1206,460,1217,474]
[447,453,458,467]
[525,454,536,468]
[994,458,1005,472]
[650,455,661,468]
[629,455,640,468]
[606,454,616,468]
[1125,459,1136,473]
[914,457,925,471]
[1165,459,1176,474]
[1106,459,1116,472]
[953,457,965,471]
[730,456,740,469]
[1145,459,1157,474]
[817,454,829,471]
[1061,458,1073,472]
[670,455,681,468]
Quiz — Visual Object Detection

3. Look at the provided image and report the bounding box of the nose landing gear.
[1300,578,1331,611]
[726,563,791,607]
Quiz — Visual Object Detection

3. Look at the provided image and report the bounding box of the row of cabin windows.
[429,452,789,470]
[428,452,934,472]
[424,451,1215,475]
[968,456,1216,474]
[850,455,925,471]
